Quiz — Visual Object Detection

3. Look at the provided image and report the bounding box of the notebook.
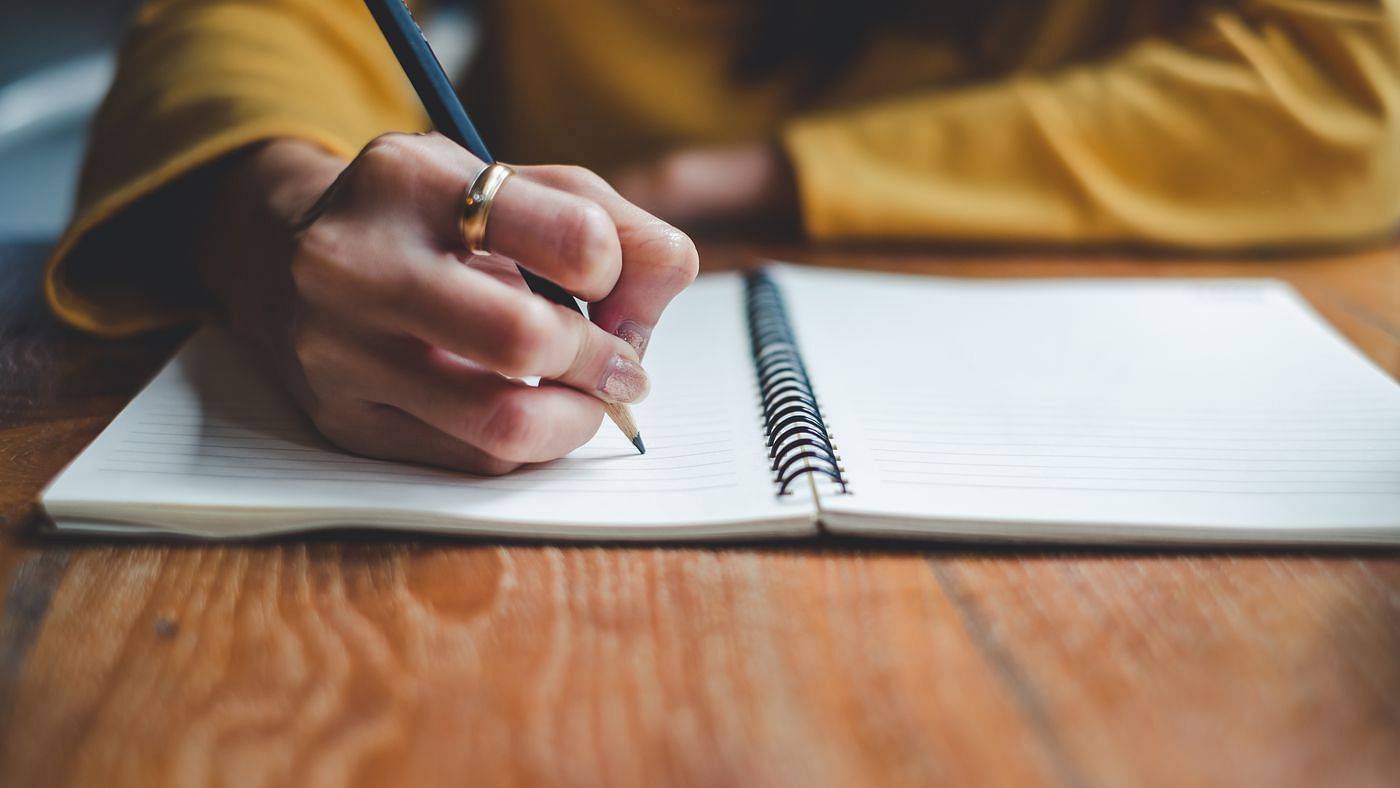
[41,263,1400,543]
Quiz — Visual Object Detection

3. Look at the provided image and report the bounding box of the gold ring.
[459,162,514,255]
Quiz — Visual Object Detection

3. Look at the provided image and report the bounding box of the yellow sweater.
[47,0,1400,335]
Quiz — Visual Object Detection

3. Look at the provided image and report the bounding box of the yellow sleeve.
[46,0,427,336]
[783,0,1400,249]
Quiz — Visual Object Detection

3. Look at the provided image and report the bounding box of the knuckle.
[360,132,418,165]
[291,224,411,317]
[288,327,348,403]
[289,321,325,370]
[375,259,423,313]
[495,302,554,375]
[555,202,617,280]
[478,395,538,458]
[568,165,612,192]
[355,133,433,194]
[540,164,611,193]
[564,314,603,379]
[288,227,341,303]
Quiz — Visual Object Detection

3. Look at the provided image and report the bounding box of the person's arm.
[48,0,428,335]
[622,0,1400,249]
[49,0,699,474]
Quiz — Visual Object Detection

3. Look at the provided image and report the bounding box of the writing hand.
[202,133,698,474]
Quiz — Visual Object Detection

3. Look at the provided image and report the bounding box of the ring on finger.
[460,162,514,255]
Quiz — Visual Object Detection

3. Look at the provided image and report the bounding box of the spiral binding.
[745,270,849,496]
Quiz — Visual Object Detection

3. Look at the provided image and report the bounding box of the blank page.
[43,273,815,539]
[773,264,1400,543]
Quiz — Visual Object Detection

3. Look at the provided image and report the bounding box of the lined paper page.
[773,265,1400,542]
[44,273,815,539]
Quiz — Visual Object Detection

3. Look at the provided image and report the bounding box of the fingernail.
[614,320,651,356]
[597,355,649,403]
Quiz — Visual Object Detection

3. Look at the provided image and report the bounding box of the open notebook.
[42,264,1400,543]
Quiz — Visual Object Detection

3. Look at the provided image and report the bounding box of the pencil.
[362,0,645,454]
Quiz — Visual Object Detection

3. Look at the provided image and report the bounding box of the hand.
[612,142,799,232]
[199,133,698,474]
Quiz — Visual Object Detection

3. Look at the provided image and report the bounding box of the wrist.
[226,139,345,230]
[198,139,346,338]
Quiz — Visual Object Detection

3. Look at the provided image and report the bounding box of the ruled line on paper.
[843,392,1400,498]
[128,415,736,435]
[863,418,1398,492]
[855,412,1398,428]
[852,393,1399,405]
[860,425,1400,439]
[95,463,739,483]
[863,438,1399,453]
[867,447,1390,462]
[112,436,738,454]
[109,445,736,465]
[105,455,738,477]
[106,400,749,494]
[876,478,1397,496]
[868,455,1388,472]
[123,423,737,441]
[852,398,1400,411]
[90,466,740,493]
[872,465,1394,486]
[99,433,746,492]
[846,403,1400,423]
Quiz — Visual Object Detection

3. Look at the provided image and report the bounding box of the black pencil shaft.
[363,0,490,162]
[362,0,582,313]
[362,1,643,454]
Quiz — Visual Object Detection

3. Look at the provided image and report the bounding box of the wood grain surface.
[0,240,1397,788]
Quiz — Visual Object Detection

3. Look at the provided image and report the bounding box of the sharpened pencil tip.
[631,435,646,455]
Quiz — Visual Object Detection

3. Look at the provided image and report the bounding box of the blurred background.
[0,0,475,244]
[0,0,140,241]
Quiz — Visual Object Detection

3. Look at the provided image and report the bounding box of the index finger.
[517,166,700,358]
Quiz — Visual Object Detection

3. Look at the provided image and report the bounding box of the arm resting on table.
[45,0,426,337]
[783,0,1400,249]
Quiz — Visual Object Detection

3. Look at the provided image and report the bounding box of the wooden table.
[1,240,1397,787]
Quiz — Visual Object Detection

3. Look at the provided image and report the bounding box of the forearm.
[47,0,426,336]
[781,0,1400,248]
[197,139,345,344]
